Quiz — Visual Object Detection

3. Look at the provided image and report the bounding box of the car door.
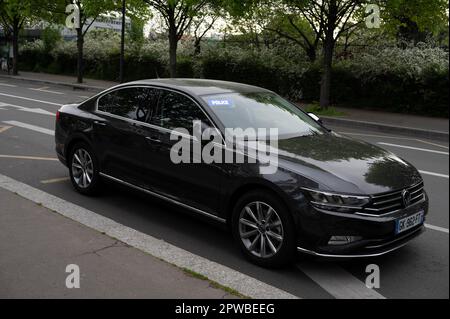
[93,86,160,185]
[140,89,224,215]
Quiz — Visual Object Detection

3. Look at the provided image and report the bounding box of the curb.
[322,117,449,142]
[0,173,299,300]
[0,74,113,92]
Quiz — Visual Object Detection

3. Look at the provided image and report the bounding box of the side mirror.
[308,113,322,124]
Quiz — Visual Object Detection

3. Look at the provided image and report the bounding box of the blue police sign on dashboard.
[208,98,234,107]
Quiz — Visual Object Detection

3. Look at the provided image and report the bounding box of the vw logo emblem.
[402,190,412,207]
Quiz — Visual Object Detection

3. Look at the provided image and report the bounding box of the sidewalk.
[0,71,117,91]
[0,188,239,299]
[330,106,449,134]
[1,71,448,141]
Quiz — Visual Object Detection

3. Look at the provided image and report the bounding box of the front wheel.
[231,190,297,268]
[69,142,101,196]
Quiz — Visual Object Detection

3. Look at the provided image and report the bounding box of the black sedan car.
[55,79,428,267]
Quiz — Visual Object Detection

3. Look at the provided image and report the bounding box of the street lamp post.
[119,0,126,83]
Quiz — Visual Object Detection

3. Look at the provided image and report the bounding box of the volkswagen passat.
[55,79,428,267]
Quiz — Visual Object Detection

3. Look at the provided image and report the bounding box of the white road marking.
[41,177,70,184]
[3,121,54,136]
[378,142,449,155]
[29,86,64,95]
[425,224,449,234]
[1,102,55,116]
[340,132,449,150]
[0,93,62,106]
[0,126,12,133]
[419,170,449,179]
[0,173,298,299]
[0,82,17,87]
[0,155,58,161]
[297,262,385,299]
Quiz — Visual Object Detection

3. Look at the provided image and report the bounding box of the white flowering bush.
[19,36,448,116]
[338,42,449,82]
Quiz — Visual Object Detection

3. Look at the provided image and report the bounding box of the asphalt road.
[0,78,448,299]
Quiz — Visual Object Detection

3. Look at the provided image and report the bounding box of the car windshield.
[202,92,325,139]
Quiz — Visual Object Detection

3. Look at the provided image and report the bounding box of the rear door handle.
[94,121,107,126]
[146,136,161,143]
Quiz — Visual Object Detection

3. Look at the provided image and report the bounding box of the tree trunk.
[168,23,178,78]
[306,47,316,62]
[194,38,201,55]
[12,19,19,76]
[76,28,84,84]
[319,1,338,109]
[319,35,334,109]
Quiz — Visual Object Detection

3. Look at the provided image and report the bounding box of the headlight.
[302,188,371,213]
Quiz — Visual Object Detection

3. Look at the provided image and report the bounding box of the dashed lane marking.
[0,93,62,106]
[29,86,65,95]
[297,262,385,299]
[0,126,12,133]
[425,224,449,234]
[0,82,17,87]
[419,170,449,179]
[0,102,55,116]
[377,142,449,155]
[339,132,449,149]
[2,121,54,136]
[41,177,70,184]
[0,155,58,161]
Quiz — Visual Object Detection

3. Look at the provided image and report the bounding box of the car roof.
[124,78,273,97]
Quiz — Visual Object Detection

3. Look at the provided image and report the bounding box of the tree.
[265,10,319,61]
[42,0,121,83]
[0,0,32,75]
[282,0,365,108]
[378,0,449,44]
[143,0,212,77]
[191,5,221,55]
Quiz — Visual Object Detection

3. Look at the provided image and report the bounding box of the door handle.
[94,121,107,126]
[146,136,161,143]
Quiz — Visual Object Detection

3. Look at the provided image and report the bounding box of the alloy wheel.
[238,201,284,258]
[71,148,94,189]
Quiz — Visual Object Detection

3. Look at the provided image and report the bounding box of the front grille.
[363,181,425,216]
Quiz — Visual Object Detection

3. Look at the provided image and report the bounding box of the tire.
[231,190,297,268]
[68,142,101,196]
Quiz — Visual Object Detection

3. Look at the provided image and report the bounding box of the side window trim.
[96,86,157,123]
[96,85,225,146]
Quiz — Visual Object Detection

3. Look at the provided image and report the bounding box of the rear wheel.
[69,142,101,195]
[232,190,297,268]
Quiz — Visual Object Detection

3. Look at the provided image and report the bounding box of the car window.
[98,87,160,122]
[202,92,325,139]
[149,90,212,134]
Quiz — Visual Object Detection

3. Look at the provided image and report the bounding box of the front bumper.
[295,194,429,258]
[297,226,425,258]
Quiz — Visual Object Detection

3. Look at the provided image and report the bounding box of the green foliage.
[41,26,62,52]
[18,26,449,118]
[304,104,346,117]
[378,0,449,38]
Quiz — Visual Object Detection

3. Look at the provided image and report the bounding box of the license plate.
[395,211,424,235]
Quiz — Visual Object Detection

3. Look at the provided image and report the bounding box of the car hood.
[274,132,422,195]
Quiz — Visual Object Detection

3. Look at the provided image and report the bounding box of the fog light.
[328,236,362,246]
